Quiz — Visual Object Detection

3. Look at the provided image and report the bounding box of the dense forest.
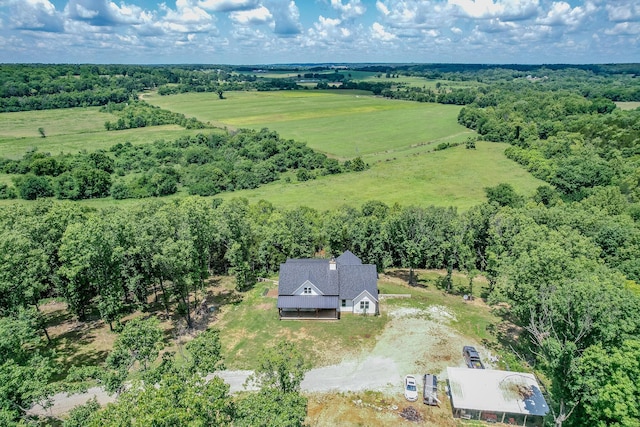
[1,63,640,426]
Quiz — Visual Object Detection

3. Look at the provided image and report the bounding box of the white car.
[404,375,418,402]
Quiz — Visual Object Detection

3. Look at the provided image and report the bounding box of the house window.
[341,299,346,307]
[303,287,312,294]
[360,301,369,311]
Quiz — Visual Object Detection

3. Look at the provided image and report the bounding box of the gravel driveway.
[29,305,489,417]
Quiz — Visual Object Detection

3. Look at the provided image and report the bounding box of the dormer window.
[303,287,312,294]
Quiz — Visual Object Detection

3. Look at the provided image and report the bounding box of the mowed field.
[0,106,209,159]
[143,90,473,159]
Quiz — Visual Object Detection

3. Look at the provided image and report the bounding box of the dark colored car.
[462,346,485,369]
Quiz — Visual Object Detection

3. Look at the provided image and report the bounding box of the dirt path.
[29,305,492,417]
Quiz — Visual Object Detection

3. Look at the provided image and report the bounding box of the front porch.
[278,308,339,320]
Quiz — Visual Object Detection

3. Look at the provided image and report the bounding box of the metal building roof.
[447,367,549,417]
[277,295,339,309]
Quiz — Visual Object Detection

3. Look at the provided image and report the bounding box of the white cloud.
[330,0,366,20]
[197,0,260,12]
[605,22,640,36]
[537,1,591,28]
[448,0,539,21]
[160,0,215,33]
[65,0,142,26]
[9,0,65,32]
[375,1,454,30]
[230,6,273,25]
[376,1,390,16]
[605,2,640,23]
[371,21,396,40]
[269,0,302,36]
[451,26,462,34]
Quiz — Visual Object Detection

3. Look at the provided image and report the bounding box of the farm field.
[0,106,210,159]
[143,90,473,159]
[214,141,545,211]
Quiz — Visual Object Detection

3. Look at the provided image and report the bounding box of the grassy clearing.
[379,270,497,343]
[144,90,471,159]
[213,268,500,371]
[217,279,388,370]
[0,106,210,159]
[616,101,640,110]
[216,141,545,211]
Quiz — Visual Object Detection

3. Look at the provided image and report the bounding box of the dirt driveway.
[30,303,492,417]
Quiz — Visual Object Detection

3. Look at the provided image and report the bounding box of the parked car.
[404,375,418,401]
[423,373,439,406]
[462,346,485,369]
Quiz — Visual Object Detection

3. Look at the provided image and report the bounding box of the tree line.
[0,128,363,201]
[1,185,639,425]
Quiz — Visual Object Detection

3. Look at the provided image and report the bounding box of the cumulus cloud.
[10,0,65,32]
[269,0,302,36]
[605,22,640,36]
[197,0,260,12]
[330,0,366,20]
[375,0,454,30]
[65,0,142,26]
[606,2,640,23]
[537,1,592,28]
[371,22,396,40]
[448,0,539,21]
[308,15,352,42]
[160,0,215,33]
[230,5,273,25]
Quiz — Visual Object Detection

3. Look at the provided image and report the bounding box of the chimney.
[329,257,337,270]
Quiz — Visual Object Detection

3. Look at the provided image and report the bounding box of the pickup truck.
[462,346,485,369]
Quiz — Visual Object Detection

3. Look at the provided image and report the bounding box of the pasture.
[0,107,208,159]
[214,141,545,211]
[1,90,545,210]
[144,90,473,159]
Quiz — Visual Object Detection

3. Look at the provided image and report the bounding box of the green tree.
[569,340,640,427]
[13,173,54,200]
[0,310,56,423]
[239,341,308,427]
[484,183,524,208]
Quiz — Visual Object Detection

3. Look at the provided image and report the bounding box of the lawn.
[216,278,388,370]
[213,268,502,373]
[143,90,472,159]
[0,106,210,159]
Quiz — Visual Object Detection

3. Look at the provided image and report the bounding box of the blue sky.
[0,0,638,64]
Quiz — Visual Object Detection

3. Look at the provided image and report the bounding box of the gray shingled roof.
[278,252,378,305]
[277,295,339,309]
[278,259,340,295]
[337,264,378,300]
[336,250,362,265]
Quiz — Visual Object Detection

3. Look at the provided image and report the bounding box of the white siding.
[339,299,353,312]
[352,296,376,315]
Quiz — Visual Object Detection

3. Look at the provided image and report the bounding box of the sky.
[0,0,638,64]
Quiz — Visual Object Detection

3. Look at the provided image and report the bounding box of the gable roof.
[278,251,377,301]
[336,250,362,265]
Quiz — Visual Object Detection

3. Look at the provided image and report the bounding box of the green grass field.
[0,106,209,159]
[0,90,544,210]
[215,141,544,211]
[144,90,473,159]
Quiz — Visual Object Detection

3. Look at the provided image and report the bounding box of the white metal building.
[446,367,549,425]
